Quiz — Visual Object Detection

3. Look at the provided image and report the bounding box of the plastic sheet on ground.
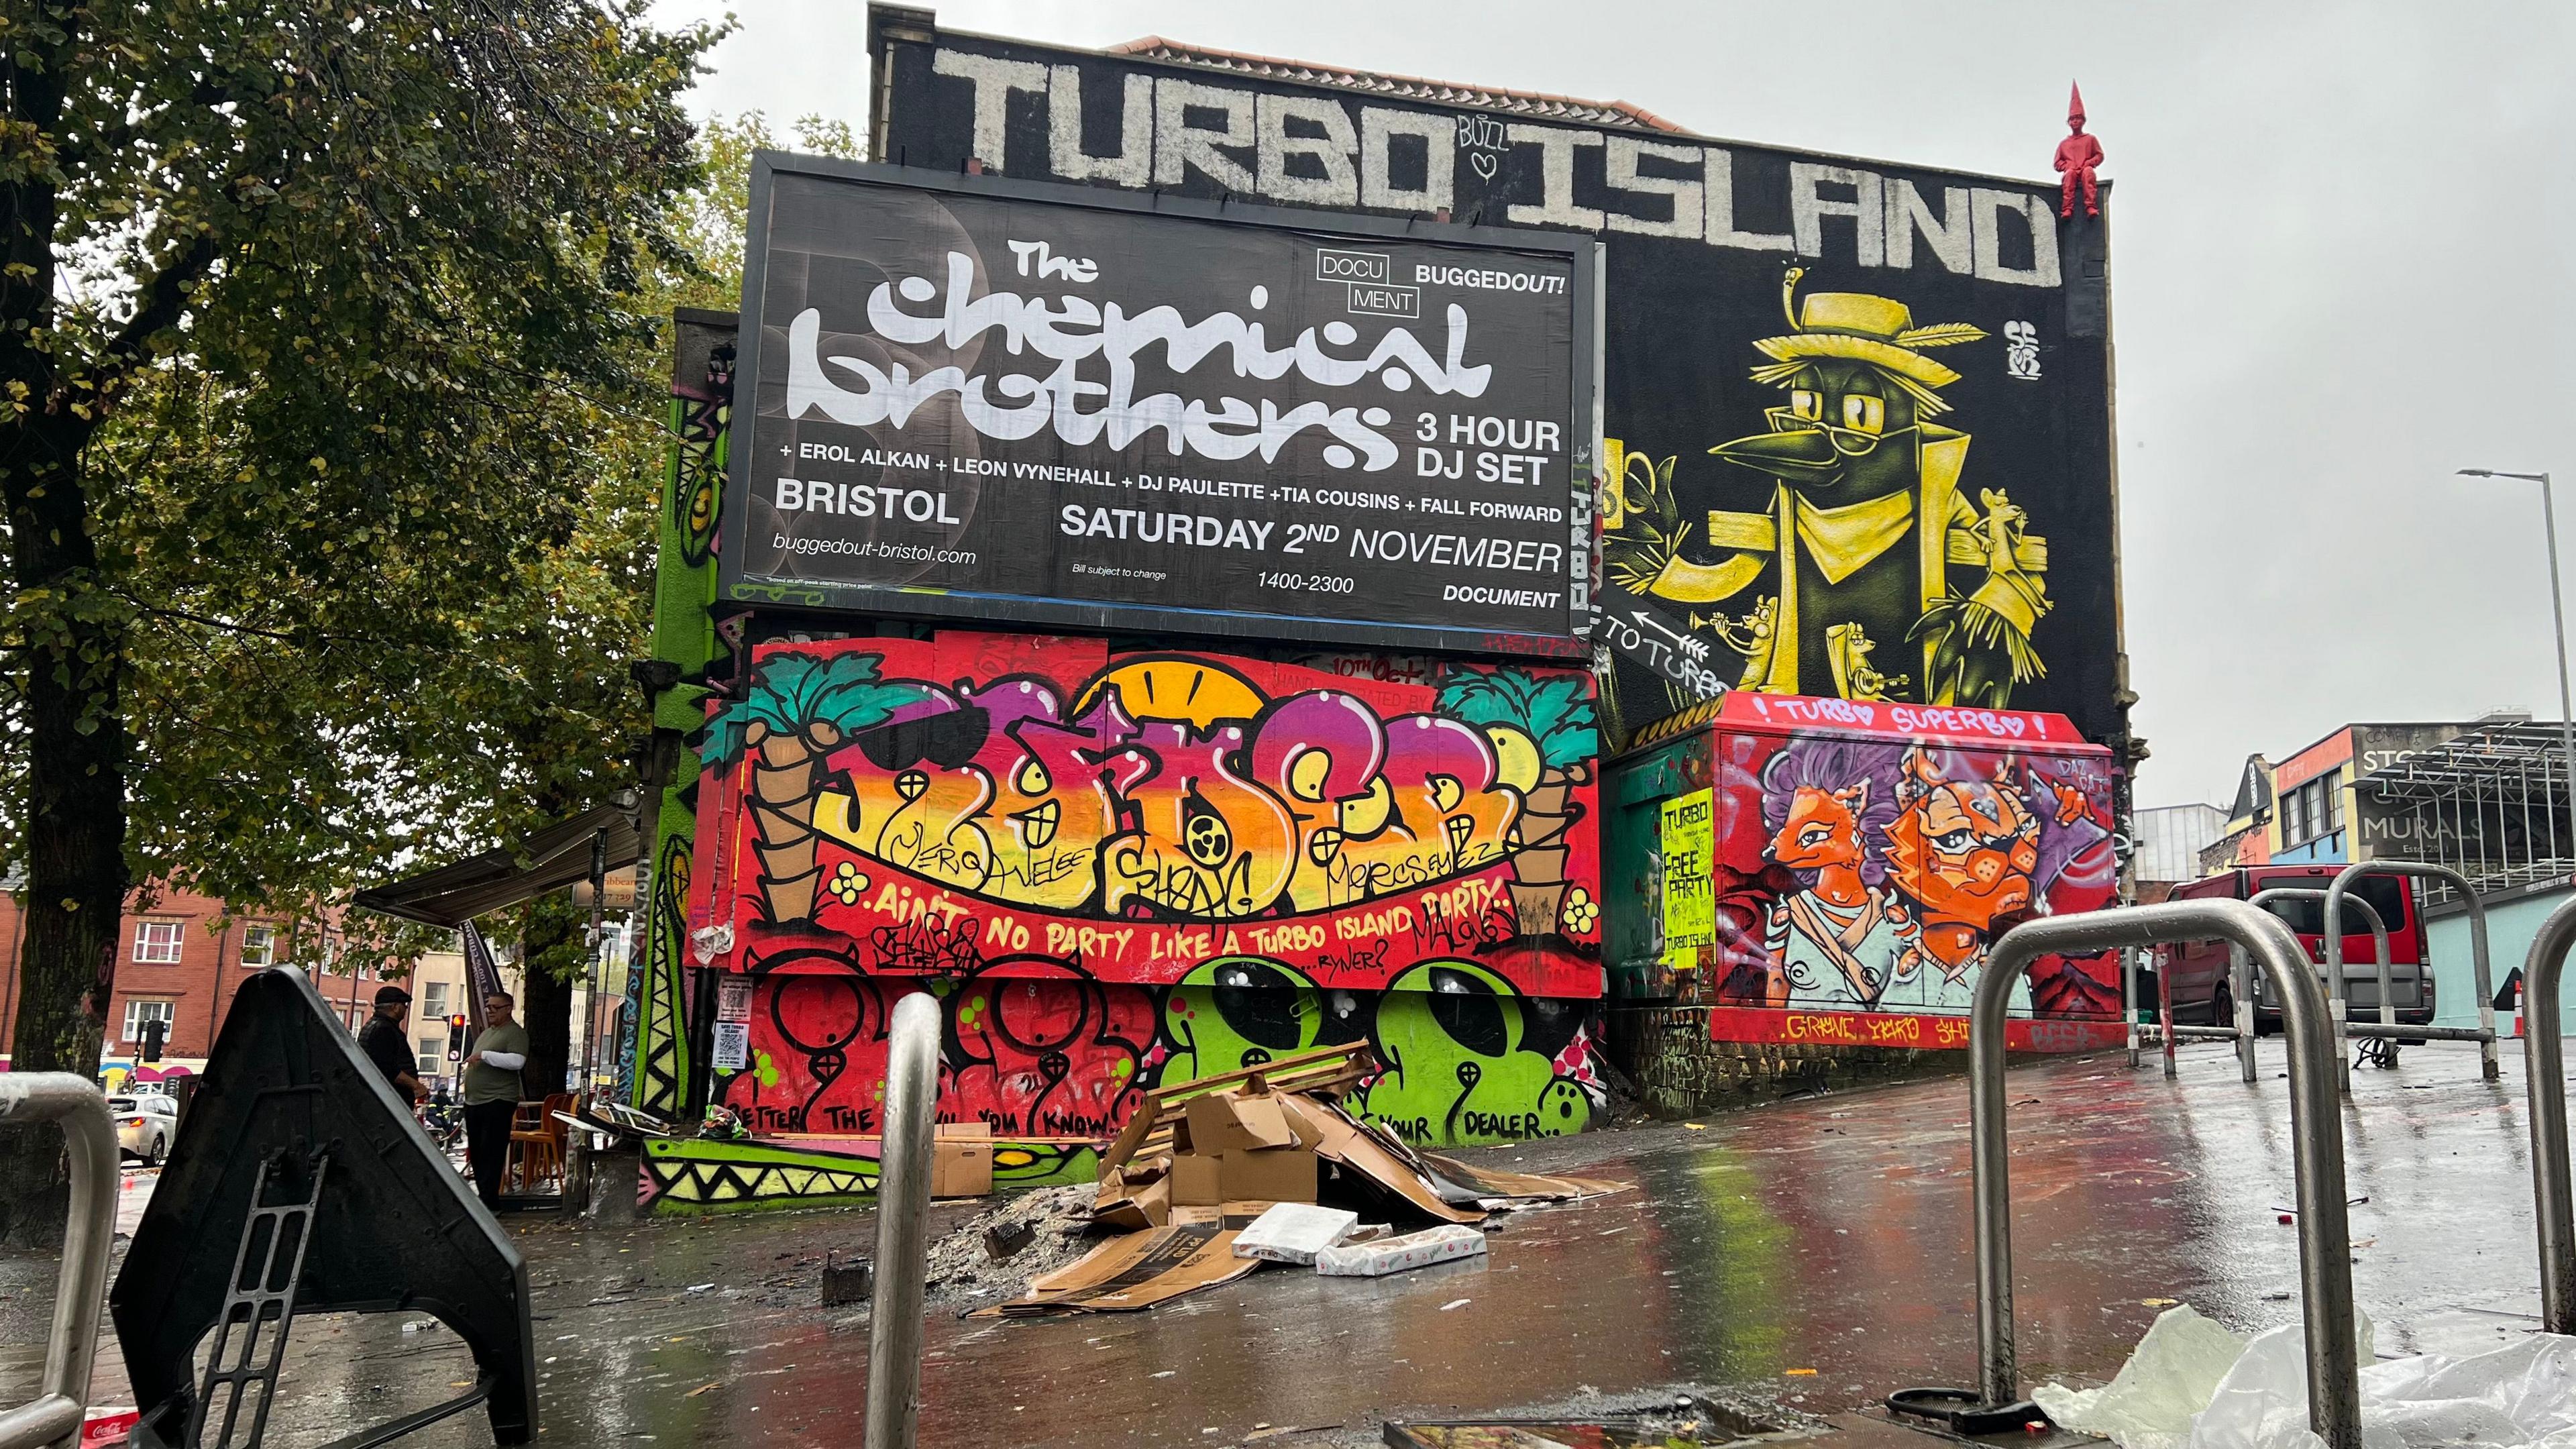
[2037,1305,2576,1448]
[2032,1305,2255,1449]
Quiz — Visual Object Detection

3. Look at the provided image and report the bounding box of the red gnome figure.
[2055,82,2102,219]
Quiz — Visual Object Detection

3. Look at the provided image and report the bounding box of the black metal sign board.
[724,154,1601,656]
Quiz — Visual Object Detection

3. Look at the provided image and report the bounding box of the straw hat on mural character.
[1672,268,2050,708]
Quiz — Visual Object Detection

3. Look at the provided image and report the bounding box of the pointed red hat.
[2068,81,2086,127]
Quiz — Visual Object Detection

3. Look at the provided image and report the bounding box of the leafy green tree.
[0,0,718,1240]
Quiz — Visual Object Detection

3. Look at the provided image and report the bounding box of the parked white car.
[109,1093,178,1165]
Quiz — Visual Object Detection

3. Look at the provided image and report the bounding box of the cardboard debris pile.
[976,1042,1610,1318]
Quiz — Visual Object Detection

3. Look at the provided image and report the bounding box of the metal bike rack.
[2253,888,2389,1091]
[2130,939,2247,1085]
[2516,896,2575,1334]
[864,991,940,1449]
[0,1075,118,1449]
[2326,862,2498,1081]
[2131,892,2394,1089]
[1890,901,2361,1449]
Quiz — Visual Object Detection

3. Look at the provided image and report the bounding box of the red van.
[2157,865,2432,1032]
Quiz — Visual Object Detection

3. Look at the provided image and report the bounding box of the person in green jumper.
[461,989,530,1210]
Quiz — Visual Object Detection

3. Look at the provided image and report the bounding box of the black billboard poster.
[866,9,2128,753]
[724,156,1599,655]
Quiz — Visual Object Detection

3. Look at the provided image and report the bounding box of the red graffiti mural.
[689,632,1601,999]
[712,958,1159,1140]
[688,631,1607,1146]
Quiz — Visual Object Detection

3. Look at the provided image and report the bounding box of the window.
[239,925,276,967]
[121,999,176,1044]
[417,1037,442,1073]
[2258,875,2410,935]
[2279,772,2343,847]
[421,981,449,1019]
[132,920,184,965]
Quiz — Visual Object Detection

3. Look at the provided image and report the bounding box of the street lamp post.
[2458,468,2576,845]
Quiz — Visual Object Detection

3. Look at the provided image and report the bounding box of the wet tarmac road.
[3,1039,2556,1447]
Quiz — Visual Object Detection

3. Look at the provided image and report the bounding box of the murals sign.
[870,17,2124,750]
[724,156,1598,655]
[686,629,1607,1145]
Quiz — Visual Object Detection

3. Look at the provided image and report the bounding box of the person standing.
[461,989,530,1210]
[358,985,426,1104]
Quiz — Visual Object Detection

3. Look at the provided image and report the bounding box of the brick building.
[0,877,392,1077]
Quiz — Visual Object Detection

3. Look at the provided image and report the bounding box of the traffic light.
[446,1014,468,1062]
[139,1016,166,1065]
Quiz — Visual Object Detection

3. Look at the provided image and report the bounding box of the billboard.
[867,11,2126,753]
[724,154,1600,656]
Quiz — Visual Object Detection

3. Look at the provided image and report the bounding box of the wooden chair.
[506,1093,573,1194]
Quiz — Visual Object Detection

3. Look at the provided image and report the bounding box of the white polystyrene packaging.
[1232,1202,1360,1265]
[1313,1224,1486,1277]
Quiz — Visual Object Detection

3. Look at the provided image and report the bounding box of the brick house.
[0,876,393,1077]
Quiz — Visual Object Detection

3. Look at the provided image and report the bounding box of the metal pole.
[2522,896,2575,1334]
[2540,474,2576,814]
[2157,950,2178,1079]
[865,992,941,1449]
[1971,902,2357,1447]
[2326,863,2497,1080]
[2123,947,2140,1069]
[2230,943,2257,1083]
[0,1075,117,1449]
[579,828,609,1102]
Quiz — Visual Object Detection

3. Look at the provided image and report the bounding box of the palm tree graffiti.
[1437,667,1599,936]
[705,652,923,924]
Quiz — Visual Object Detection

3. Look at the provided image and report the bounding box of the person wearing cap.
[462,991,531,1210]
[358,984,426,1104]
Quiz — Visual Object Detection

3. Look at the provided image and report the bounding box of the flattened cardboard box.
[981,1207,1263,1317]
[1183,1089,1298,1155]
[1272,1095,1483,1224]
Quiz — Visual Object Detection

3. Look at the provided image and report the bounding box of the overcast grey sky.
[653,0,2576,808]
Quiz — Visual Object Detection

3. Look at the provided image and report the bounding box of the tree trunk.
[519,894,582,1101]
[1507,767,1578,936]
[0,405,130,1245]
[748,722,830,923]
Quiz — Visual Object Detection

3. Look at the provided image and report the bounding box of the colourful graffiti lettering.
[668,614,1607,1153]
[694,632,1601,1001]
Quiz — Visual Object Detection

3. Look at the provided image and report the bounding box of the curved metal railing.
[0,1075,117,1449]
[2515,896,2575,1334]
[1962,902,2361,1448]
[2325,862,2498,1082]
